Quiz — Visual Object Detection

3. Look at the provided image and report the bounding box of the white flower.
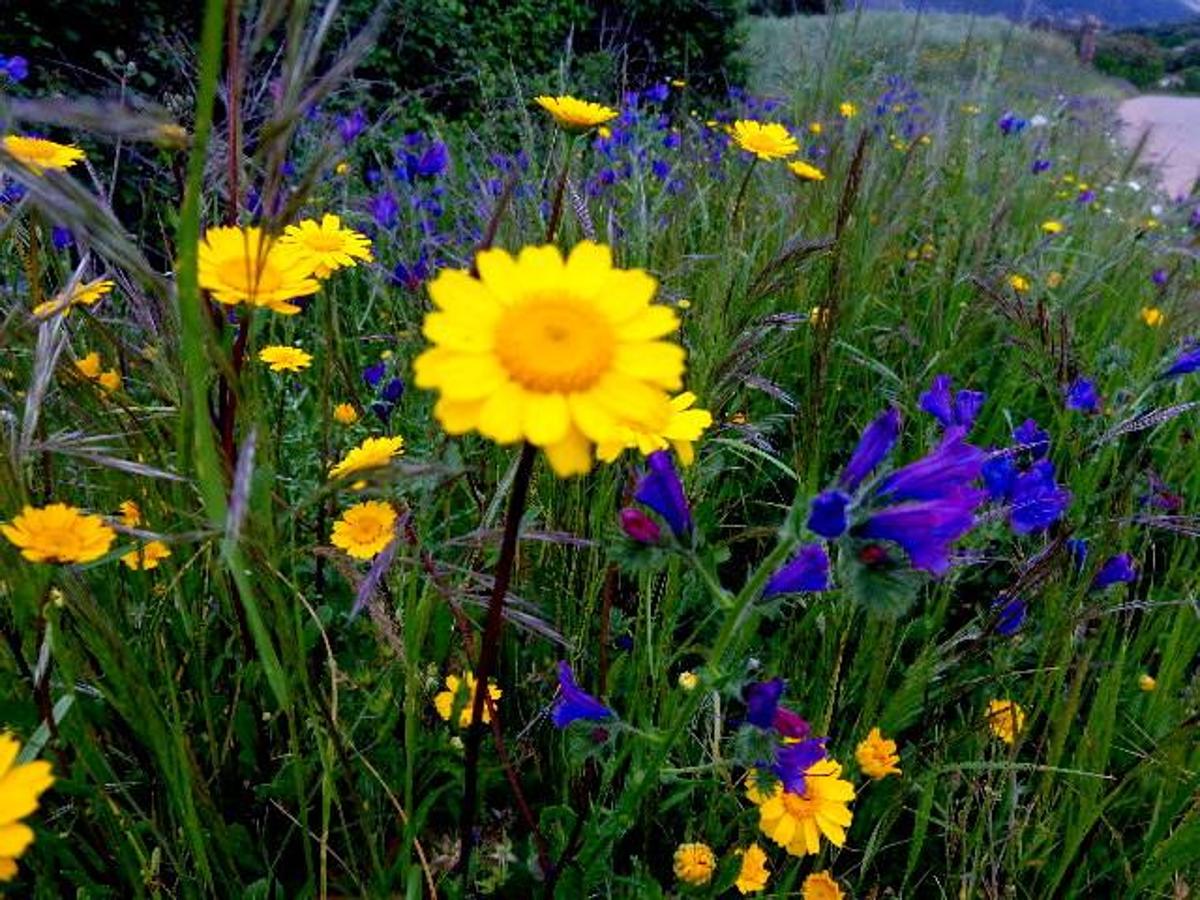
[1030,114,1049,128]
[1150,204,1164,216]
[1127,180,1142,192]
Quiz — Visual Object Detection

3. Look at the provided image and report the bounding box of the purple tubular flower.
[772,738,828,794]
[763,544,831,596]
[368,191,399,229]
[994,596,1027,636]
[1009,460,1072,534]
[415,141,449,178]
[338,108,367,144]
[551,662,613,728]
[2,55,28,82]
[1091,553,1136,590]
[634,451,691,540]
[50,225,73,250]
[1151,268,1169,286]
[808,490,850,539]
[1065,377,1100,413]
[982,453,1018,501]
[362,361,386,388]
[1163,342,1200,379]
[1066,537,1089,570]
[651,159,671,180]
[998,112,1027,134]
[772,707,811,740]
[858,489,986,576]
[876,429,986,502]
[1077,189,1096,205]
[919,375,985,432]
[744,678,784,729]
[840,407,901,492]
[1032,158,1052,174]
[619,507,662,544]
[1013,419,1050,460]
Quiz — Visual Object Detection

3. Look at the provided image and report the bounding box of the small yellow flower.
[334,161,350,175]
[807,121,823,135]
[1,503,116,564]
[0,733,56,881]
[534,95,617,132]
[802,871,844,900]
[1041,220,1065,235]
[597,126,612,140]
[433,671,501,728]
[1138,673,1157,692]
[1143,217,1160,230]
[1047,271,1064,288]
[734,843,770,894]
[333,403,359,425]
[97,369,122,393]
[258,345,313,373]
[838,101,858,119]
[986,698,1026,745]
[730,120,799,160]
[197,225,320,315]
[1140,306,1164,327]
[121,540,172,571]
[75,352,103,380]
[810,306,830,327]
[595,391,713,467]
[330,501,397,560]
[962,103,982,115]
[2,135,86,174]
[855,727,902,780]
[117,500,142,527]
[672,842,716,886]
[279,214,373,279]
[32,277,114,319]
[329,436,405,481]
[153,123,190,150]
[787,160,826,182]
[677,298,692,310]
[677,671,699,691]
[670,78,686,88]
[1008,274,1030,293]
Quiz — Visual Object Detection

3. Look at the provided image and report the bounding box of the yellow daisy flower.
[0,733,55,882]
[333,403,359,425]
[1,503,116,564]
[279,214,373,278]
[1141,306,1164,327]
[802,871,844,900]
[329,435,405,481]
[75,352,103,380]
[2,134,85,174]
[751,758,855,856]
[433,671,501,728]
[677,671,699,691]
[788,160,826,182]
[1041,220,1065,235]
[596,391,712,466]
[258,345,313,373]
[807,121,823,135]
[534,95,618,131]
[97,370,121,393]
[32,278,114,319]
[414,242,685,477]
[121,540,172,571]
[986,698,1025,745]
[672,842,716,886]
[1138,673,1157,692]
[730,120,799,160]
[1007,274,1030,293]
[330,501,397,560]
[117,500,142,527]
[197,225,320,315]
[855,727,902,780]
[838,101,858,119]
[734,842,770,894]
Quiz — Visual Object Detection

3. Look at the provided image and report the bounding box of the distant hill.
[857,0,1200,27]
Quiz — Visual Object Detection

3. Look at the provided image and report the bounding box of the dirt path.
[1118,95,1200,199]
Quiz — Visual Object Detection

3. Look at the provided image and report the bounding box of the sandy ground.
[1118,95,1200,199]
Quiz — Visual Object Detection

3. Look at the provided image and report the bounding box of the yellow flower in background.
[2,134,85,174]
[855,727,902,780]
[32,277,114,319]
[1138,673,1157,692]
[962,103,982,114]
[677,671,699,691]
[1143,217,1160,230]
[117,500,142,527]
[330,500,397,560]
[1141,306,1164,327]
[97,370,121,393]
[414,242,685,477]
[329,436,405,481]
[1,503,116,564]
[279,214,373,278]
[807,121,823,135]
[596,391,712,467]
[788,160,826,182]
[751,758,855,856]
[810,307,830,327]
[670,78,686,88]
[333,403,359,425]
[986,698,1026,745]
[75,352,103,380]
[0,733,55,881]
[1007,274,1030,293]
[534,95,617,131]
[672,842,716,886]
[1047,271,1064,288]
[197,225,320,315]
[434,671,501,728]
[838,101,858,118]
[258,345,313,373]
[802,871,845,900]
[734,843,770,894]
[730,120,799,160]
[597,126,612,140]
[121,540,172,571]
[334,161,349,175]
[1041,220,1065,235]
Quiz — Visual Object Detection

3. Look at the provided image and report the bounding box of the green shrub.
[1093,33,1166,88]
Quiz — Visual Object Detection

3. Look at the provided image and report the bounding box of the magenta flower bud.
[619,507,661,544]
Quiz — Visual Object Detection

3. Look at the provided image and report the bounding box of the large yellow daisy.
[596,391,712,466]
[32,278,114,319]
[534,95,618,132]
[330,501,397,560]
[1,503,116,564]
[730,121,799,161]
[279,214,373,278]
[414,242,685,477]
[750,758,855,856]
[0,733,55,882]
[2,135,86,174]
[197,225,320,315]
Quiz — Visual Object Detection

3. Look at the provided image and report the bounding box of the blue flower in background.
[743,678,785,729]
[808,490,850,539]
[651,159,671,180]
[368,191,399,229]
[1151,268,1169,286]
[1031,158,1052,174]
[1009,459,1071,534]
[634,451,691,540]
[1013,419,1050,461]
[763,544,831,596]
[1066,537,1089,570]
[644,83,670,103]
[1077,189,1096,205]
[919,374,986,432]
[551,661,613,728]
[994,597,1027,636]
[663,132,682,150]
[982,452,1018,501]
[1092,553,1136,590]
[337,108,367,144]
[362,361,386,388]
[998,112,1027,134]
[839,407,901,492]
[772,738,828,794]
[1163,341,1200,379]
[876,429,986,503]
[1065,377,1100,413]
[0,54,28,83]
[50,226,73,250]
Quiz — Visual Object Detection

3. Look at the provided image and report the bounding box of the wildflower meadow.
[1,4,1198,897]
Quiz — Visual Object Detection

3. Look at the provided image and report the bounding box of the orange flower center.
[494,295,615,392]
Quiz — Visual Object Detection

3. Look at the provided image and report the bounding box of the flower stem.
[729,157,758,230]
[457,441,538,883]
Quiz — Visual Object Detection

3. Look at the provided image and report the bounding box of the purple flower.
[50,225,73,250]
[1,55,28,83]
[744,678,784,729]
[763,543,831,596]
[772,707,811,739]
[982,453,1018,501]
[392,254,431,291]
[858,489,986,576]
[407,141,449,179]
[1065,377,1099,413]
[1066,537,1089,570]
[994,596,1027,636]
[876,429,986,503]
[919,375,986,433]
[338,108,367,144]
[362,361,386,388]
[663,132,682,150]
[1032,159,1052,174]
[619,507,662,544]
[808,490,849,539]
[1077,189,1096,205]
[634,451,691,540]
[1163,341,1200,379]
[772,738,828,794]
[1012,419,1050,461]
[1091,553,1136,590]
[371,377,406,423]
[1151,268,1169,286]
[645,83,670,103]
[551,661,613,728]
[368,191,399,229]
[998,112,1027,135]
[1009,460,1071,534]
[651,159,671,180]
[839,407,901,492]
